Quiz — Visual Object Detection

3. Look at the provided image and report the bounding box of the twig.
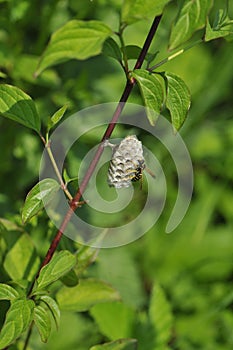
[148,39,202,71]
[36,15,162,271]
[40,134,73,201]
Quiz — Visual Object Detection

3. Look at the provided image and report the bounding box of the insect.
[105,135,154,188]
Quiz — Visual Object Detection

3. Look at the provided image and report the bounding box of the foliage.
[0,0,233,349]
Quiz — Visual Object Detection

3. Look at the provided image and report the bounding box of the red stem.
[38,15,162,270]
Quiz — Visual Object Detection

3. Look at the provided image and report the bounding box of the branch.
[35,14,162,272]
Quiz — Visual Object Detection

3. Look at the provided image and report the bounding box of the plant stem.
[37,14,162,269]
[46,143,73,201]
[118,24,130,76]
[23,323,33,350]
[40,135,73,201]
[148,39,203,71]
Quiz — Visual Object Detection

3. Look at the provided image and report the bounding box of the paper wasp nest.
[107,135,145,188]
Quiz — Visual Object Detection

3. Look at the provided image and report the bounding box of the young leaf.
[121,0,169,24]
[90,302,135,340]
[149,283,173,348]
[0,84,41,133]
[169,0,213,50]
[102,38,122,62]
[40,295,60,329]
[131,69,164,125]
[164,72,191,130]
[56,278,120,312]
[0,284,19,300]
[22,178,60,224]
[90,338,138,350]
[36,20,112,76]
[0,299,34,348]
[34,250,76,293]
[48,105,68,131]
[33,305,51,343]
[205,17,233,42]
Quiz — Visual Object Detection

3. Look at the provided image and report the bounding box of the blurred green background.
[0,0,233,349]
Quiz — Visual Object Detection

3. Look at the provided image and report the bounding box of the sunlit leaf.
[165,72,191,130]
[40,295,60,330]
[36,20,112,76]
[48,105,68,130]
[205,16,233,42]
[3,233,40,281]
[169,0,213,50]
[0,299,34,348]
[90,302,135,340]
[0,322,15,349]
[90,338,138,350]
[131,69,164,125]
[34,305,51,343]
[22,178,60,224]
[0,218,22,232]
[149,283,173,347]
[0,284,19,301]
[33,250,76,293]
[121,0,169,24]
[0,84,41,133]
[56,278,120,312]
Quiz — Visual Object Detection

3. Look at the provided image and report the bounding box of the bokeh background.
[0,0,233,349]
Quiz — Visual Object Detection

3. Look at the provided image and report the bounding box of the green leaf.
[165,72,191,130]
[0,218,22,232]
[36,20,112,76]
[149,283,173,348]
[90,338,138,350]
[95,248,144,308]
[0,322,15,349]
[0,84,41,133]
[169,0,213,50]
[56,278,121,312]
[40,295,60,329]
[0,284,19,300]
[90,302,135,340]
[102,38,122,62]
[22,178,60,224]
[131,69,164,125]
[48,105,68,130]
[124,45,159,63]
[33,305,51,343]
[60,268,79,287]
[124,45,142,60]
[121,0,169,24]
[3,233,40,281]
[75,244,100,277]
[0,299,34,348]
[34,250,76,293]
[205,16,233,42]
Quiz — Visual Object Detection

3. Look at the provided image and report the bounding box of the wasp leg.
[145,167,156,179]
[103,139,116,149]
